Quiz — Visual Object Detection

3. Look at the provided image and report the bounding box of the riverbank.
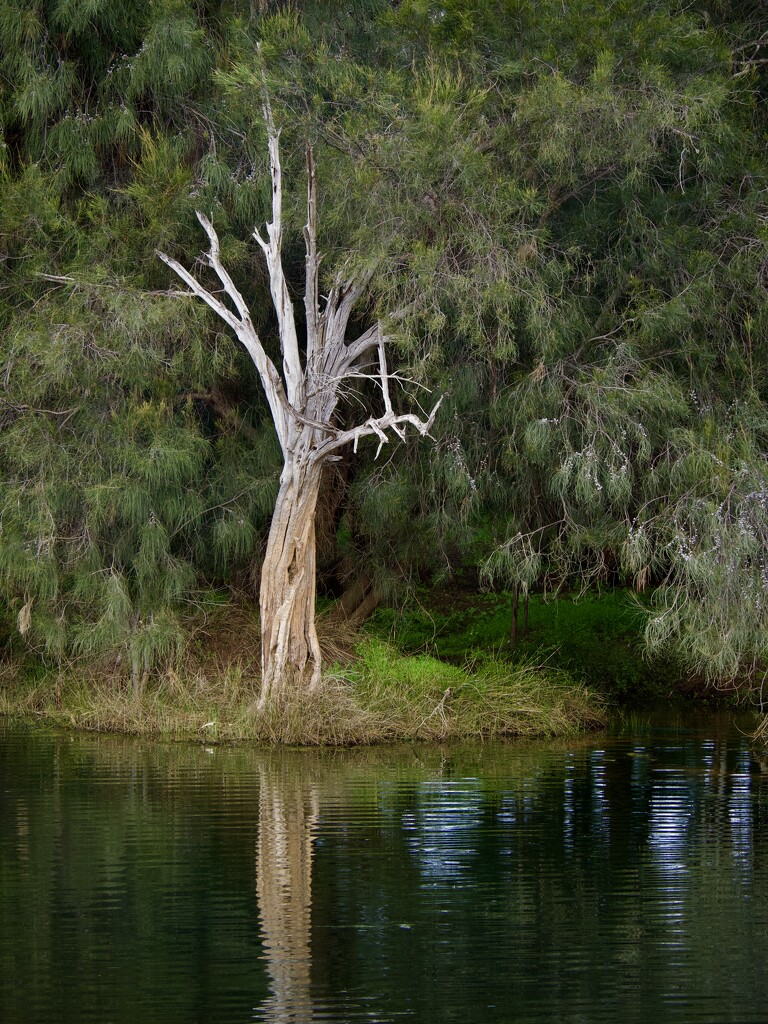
[2,587,747,746]
[366,588,695,705]
[0,635,606,745]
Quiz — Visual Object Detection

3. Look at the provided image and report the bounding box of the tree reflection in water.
[255,760,319,1023]
[1,720,768,1024]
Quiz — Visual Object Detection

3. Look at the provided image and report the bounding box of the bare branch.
[157,228,291,450]
[315,400,443,461]
[156,248,241,334]
[194,212,254,324]
[0,397,80,422]
[304,145,322,369]
[328,300,417,379]
[312,333,442,461]
[378,331,394,419]
[323,322,380,380]
[323,268,374,360]
[733,31,768,55]
[250,72,304,407]
[343,323,380,362]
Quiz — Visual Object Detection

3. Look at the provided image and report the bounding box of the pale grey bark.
[256,762,319,1018]
[158,96,440,706]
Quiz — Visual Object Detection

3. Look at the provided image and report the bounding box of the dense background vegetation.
[1,0,767,702]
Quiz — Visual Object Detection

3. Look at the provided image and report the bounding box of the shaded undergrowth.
[368,588,696,706]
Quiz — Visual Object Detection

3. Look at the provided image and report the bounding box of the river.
[1,713,766,1023]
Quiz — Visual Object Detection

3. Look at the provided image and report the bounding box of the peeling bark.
[259,455,323,707]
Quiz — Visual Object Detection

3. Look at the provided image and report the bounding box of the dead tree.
[158,101,440,708]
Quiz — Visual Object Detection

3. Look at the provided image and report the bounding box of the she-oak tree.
[158,97,440,707]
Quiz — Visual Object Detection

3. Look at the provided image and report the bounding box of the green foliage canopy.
[1,0,768,690]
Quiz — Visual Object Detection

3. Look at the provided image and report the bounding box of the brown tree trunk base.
[510,584,520,647]
[258,458,323,710]
[327,573,382,625]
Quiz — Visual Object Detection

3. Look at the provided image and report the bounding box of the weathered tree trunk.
[158,87,440,711]
[259,455,323,708]
[327,571,381,625]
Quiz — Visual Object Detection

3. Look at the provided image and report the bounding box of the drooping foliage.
[0,1,278,682]
[1,0,768,691]
[306,0,768,684]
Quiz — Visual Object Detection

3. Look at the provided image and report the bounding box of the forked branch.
[314,327,442,460]
[158,91,440,468]
[157,214,290,449]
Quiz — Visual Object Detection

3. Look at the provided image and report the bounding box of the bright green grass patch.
[367,589,689,704]
[347,639,606,741]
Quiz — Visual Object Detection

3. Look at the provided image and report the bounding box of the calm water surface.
[1,714,767,1023]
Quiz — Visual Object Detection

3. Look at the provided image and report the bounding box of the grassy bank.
[0,634,606,745]
[368,588,695,705]
[5,587,715,745]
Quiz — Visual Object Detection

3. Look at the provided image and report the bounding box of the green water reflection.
[1,715,767,1023]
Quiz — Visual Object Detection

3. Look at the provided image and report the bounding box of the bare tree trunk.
[158,87,440,711]
[327,572,381,625]
[259,455,323,708]
[342,584,382,626]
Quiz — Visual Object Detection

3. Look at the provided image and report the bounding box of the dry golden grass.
[0,636,607,746]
